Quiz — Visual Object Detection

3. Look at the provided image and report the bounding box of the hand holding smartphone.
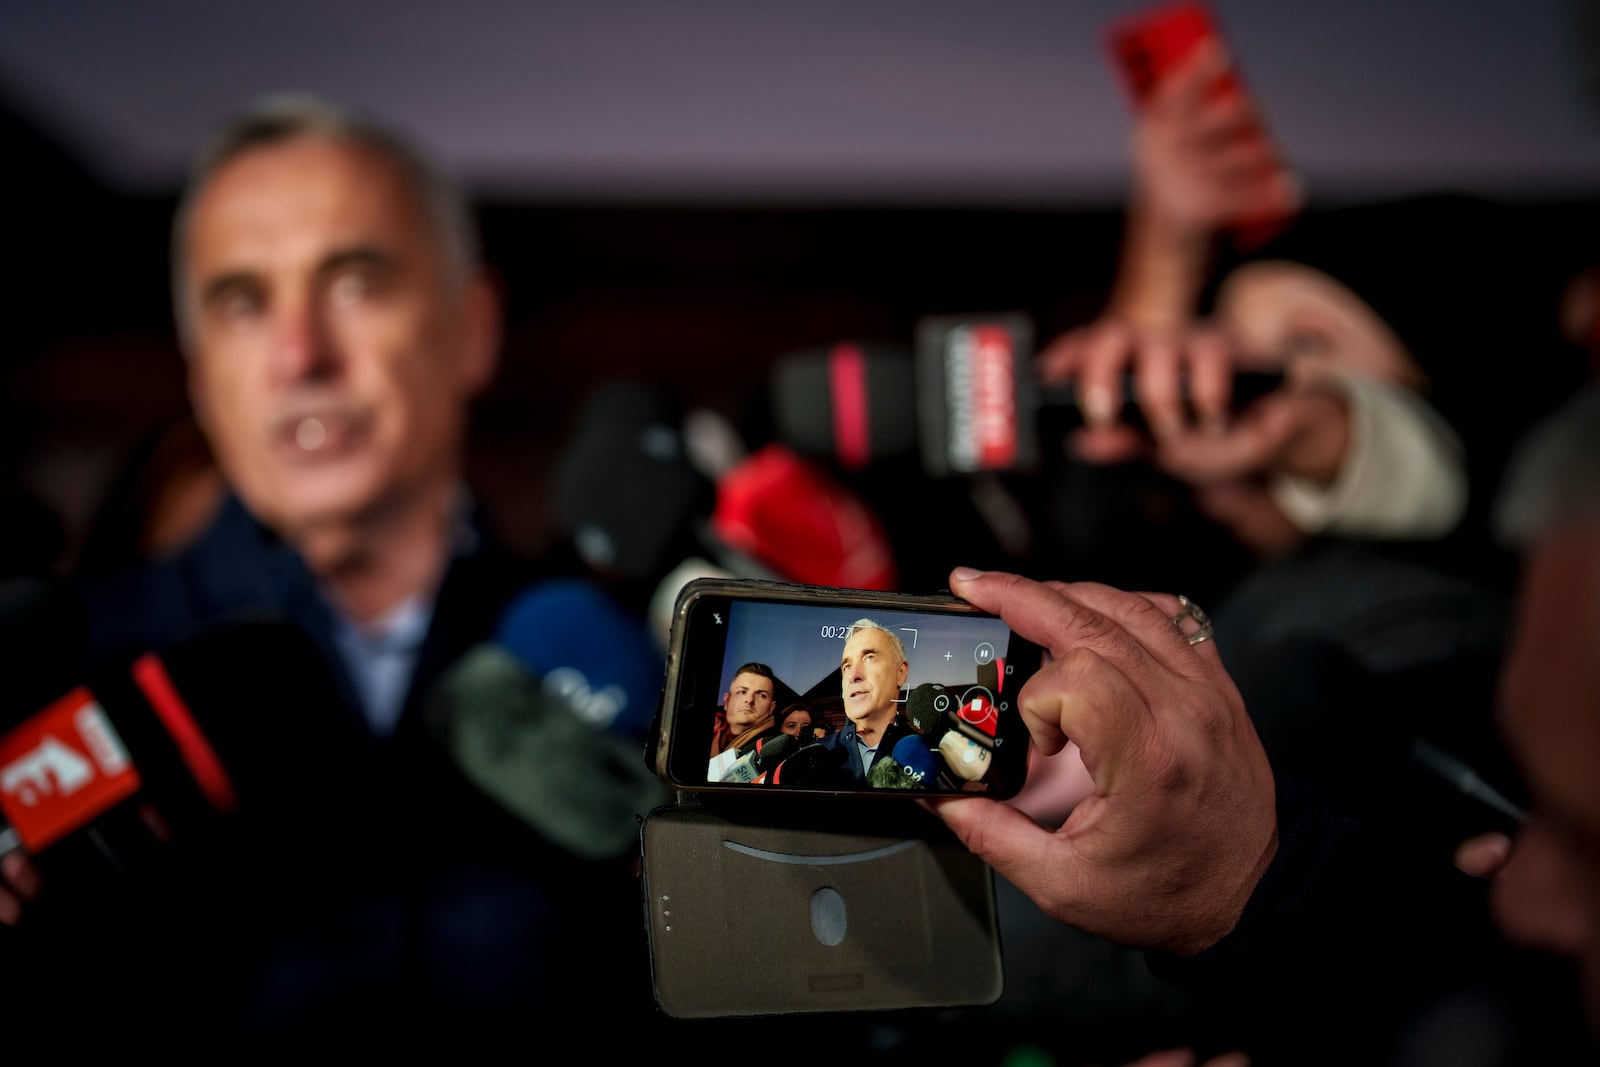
[649,578,1042,800]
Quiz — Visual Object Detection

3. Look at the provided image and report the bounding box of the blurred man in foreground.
[0,93,650,1052]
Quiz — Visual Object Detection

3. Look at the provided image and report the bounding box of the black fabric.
[1216,537,1526,863]
[1146,773,1599,1066]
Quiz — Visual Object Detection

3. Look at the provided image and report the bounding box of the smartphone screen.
[654,579,1042,799]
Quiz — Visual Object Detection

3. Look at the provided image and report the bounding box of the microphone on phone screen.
[905,681,950,738]
[866,735,940,790]
[717,731,799,784]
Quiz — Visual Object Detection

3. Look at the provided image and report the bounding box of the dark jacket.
[818,714,914,784]
[7,493,661,1053]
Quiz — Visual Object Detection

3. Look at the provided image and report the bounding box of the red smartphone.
[1106,0,1241,108]
[1104,0,1293,250]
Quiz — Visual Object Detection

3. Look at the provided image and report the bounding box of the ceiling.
[3,0,1599,207]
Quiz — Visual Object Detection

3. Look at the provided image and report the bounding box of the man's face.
[840,626,908,730]
[1495,529,1600,1030]
[178,135,497,541]
[723,671,775,733]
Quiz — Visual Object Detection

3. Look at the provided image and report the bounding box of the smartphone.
[650,577,1043,799]
[1104,0,1293,250]
[1106,0,1242,108]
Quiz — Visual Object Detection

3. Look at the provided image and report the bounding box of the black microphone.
[904,681,952,738]
[0,611,369,1051]
[560,383,900,648]
[766,739,849,789]
[555,380,722,588]
[769,341,920,471]
[0,613,353,890]
[771,312,1286,478]
[717,731,798,784]
[555,380,790,653]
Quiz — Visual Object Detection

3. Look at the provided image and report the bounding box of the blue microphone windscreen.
[890,734,940,787]
[494,578,664,740]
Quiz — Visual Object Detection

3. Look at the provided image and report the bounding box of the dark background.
[4,0,1599,575]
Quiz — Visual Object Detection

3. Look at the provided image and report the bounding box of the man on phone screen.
[819,618,914,782]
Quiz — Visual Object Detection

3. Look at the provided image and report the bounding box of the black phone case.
[638,797,1003,1019]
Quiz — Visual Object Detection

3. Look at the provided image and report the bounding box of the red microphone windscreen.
[711,443,898,590]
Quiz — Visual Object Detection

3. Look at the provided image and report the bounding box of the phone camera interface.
[698,600,1033,796]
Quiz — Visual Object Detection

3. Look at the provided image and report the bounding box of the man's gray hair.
[169,92,480,345]
[847,618,907,667]
[1494,379,1600,548]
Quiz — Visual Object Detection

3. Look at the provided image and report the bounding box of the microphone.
[867,735,941,790]
[0,615,353,888]
[769,341,920,471]
[904,681,951,738]
[771,313,1286,477]
[561,383,901,650]
[717,732,799,784]
[939,695,1000,785]
[556,381,789,599]
[425,607,672,861]
[956,693,1000,740]
[493,577,665,744]
[709,442,899,591]
[555,380,721,588]
[766,739,847,789]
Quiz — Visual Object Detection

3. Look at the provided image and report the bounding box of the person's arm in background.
[1104,37,1300,337]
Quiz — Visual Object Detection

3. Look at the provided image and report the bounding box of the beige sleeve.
[1270,371,1468,539]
